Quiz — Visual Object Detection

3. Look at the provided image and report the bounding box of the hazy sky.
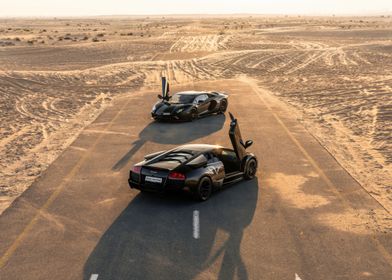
[1,0,392,17]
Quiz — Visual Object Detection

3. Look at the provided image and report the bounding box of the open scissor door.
[161,77,170,101]
[228,112,249,160]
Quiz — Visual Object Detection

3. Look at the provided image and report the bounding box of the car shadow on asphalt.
[84,178,258,280]
[112,114,226,171]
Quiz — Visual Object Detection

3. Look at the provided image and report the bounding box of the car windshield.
[171,94,197,104]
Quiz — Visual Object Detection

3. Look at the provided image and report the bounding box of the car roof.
[144,144,223,170]
[173,144,223,153]
[174,91,212,95]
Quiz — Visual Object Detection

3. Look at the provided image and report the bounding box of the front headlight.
[176,108,184,113]
[152,104,157,111]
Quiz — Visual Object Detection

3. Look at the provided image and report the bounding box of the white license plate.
[163,112,171,115]
[145,176,163,183]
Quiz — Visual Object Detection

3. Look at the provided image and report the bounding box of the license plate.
[145,176,163,183]
[163,112,171,115]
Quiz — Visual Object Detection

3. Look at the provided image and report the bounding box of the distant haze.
[1,0,392,17]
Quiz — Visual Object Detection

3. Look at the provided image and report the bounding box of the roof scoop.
[158,76,171,101]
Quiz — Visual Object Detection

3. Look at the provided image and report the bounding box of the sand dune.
[0,16,391,214]
[169,34,232,52]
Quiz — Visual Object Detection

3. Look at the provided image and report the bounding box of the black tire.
[244,158,257,180]
[194,177,213,201]
[218,99,228,114]
[189,108,198,121]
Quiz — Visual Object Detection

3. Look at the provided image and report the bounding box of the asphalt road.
[0,79,391,280]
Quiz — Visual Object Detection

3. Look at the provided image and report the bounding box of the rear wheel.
[218,100,228,114]
[194,177,213,201]
[244,158,257,180]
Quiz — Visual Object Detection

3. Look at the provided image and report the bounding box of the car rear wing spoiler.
[144,150,166,161]
[229,112,253,160]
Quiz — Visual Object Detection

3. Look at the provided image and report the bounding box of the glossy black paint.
[151,91,228,121]
[128,115,257,200]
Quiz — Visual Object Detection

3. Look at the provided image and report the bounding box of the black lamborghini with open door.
[151,77,228,121]
[128,113,257,201]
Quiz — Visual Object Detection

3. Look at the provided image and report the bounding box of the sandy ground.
[0,16,391,215]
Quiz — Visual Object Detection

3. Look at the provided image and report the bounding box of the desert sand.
[0,15,391,214]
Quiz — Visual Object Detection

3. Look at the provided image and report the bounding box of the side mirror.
[244,140,253,149]
[158,94,163,99]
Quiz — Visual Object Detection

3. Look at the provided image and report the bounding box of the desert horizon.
[2,13,392,18]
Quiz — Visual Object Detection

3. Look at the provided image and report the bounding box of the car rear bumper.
[128,178,185,193]
[129,179,165,193]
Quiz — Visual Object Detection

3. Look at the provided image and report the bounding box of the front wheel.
[194,177,213,201]
[218,100,228,114]
[189,109,198,122]
[244,158,257,180]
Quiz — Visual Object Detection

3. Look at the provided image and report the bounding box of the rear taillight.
[168,171,186,180]
[132,166,141,174]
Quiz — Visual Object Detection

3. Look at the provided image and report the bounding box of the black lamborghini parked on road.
[151,77,228,121]
[128,113,258,201]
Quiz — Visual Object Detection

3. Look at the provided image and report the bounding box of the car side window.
[206,152,219,163]
[194,94,208,104]
[193,95,201,104]
[221,149,237,161]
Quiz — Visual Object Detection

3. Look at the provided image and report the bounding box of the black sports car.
[151,77,228,121]
[128,113,257,201]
